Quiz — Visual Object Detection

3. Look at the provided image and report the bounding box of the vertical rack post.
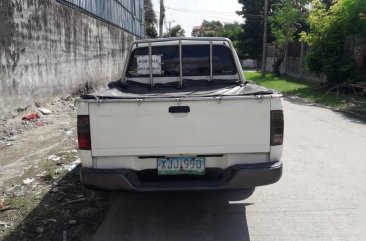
[149,42,153,88]
[210,40,213,83]
[179,39,183,88]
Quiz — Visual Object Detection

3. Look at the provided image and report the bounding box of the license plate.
[157,157,205,175]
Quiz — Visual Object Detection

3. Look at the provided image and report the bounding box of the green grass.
[244,71,366,115]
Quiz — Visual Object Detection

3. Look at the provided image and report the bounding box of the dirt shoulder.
[0,97,110,241]
[0,97,77,184]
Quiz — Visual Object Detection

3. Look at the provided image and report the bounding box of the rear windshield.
[126,44,237,78]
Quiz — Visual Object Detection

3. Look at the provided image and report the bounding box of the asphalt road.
[92,99,366,241]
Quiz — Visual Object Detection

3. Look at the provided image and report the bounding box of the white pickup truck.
[77,37,284,191]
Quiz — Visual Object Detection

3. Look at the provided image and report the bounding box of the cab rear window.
[212,45,237,75]
[126,46,180,77]
[126,44,237,78]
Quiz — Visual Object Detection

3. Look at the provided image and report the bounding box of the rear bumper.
[80,161,283,191]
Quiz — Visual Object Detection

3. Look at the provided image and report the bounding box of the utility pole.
[159,0,165,38]
[166,20,175,37]
[169,21,172,37]
[261,0,269,77]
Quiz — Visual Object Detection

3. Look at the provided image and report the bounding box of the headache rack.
[121,37,245,88]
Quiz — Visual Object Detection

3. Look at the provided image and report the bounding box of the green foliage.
[302,0,366,84]
[244,71,362,111]
[269,0,307,45]
[193,20,243,56]
[168,24,185,37]
[220,22,243,56]
[193,20,223,37]
[146,24,158,38]
[269,0,308,76]
[220,23,242,41]
[144,0,158,38]
[202,20,223,33]
[144,0,157,25]
[237,0,280,60]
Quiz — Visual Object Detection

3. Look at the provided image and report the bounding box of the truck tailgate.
[89,98,271,156]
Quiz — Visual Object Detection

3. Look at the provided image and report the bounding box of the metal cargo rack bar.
[122,37,245,87]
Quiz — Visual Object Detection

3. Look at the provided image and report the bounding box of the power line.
[165,6,237,16]
[165,7,240,22]
[164,5,262,20]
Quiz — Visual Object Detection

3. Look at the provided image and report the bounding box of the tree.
[192,20,223,37]
[269,0,307,76]
[301,0,366,84]
[146,25,158,38]
[144,0,158,38]
[144,0,157,25]
[237,0,279,60]
[219,22,243,56]
[191,20,243,56]
[167,24,185,37]
[220,22,242,40]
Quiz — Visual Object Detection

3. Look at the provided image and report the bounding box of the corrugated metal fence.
[57,0,144,38]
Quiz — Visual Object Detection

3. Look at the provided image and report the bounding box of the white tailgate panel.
[89,99,270,156]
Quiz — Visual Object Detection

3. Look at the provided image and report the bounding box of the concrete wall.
[266,57,325,83]
[241,59,257,68]
[0,0,137,114]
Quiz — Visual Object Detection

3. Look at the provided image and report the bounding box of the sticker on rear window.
[137,55,162,75]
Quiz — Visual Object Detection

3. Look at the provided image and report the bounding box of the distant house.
[191,26,202,37]
[191,25,217,37]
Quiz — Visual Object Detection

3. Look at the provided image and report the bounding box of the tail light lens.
[77,115,91,150]
[271,110,284,146]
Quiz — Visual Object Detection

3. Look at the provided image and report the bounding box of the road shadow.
[334,109,366,124]
[92,189,253,241]
[284,95,366,124]
[2,166,110,241]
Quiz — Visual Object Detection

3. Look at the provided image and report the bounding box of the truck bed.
[81,81,274,100]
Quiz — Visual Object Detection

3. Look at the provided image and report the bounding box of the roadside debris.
[0,194,17,212]
[16,106,29,112]
[51,187,59,193]
[68,219,77,225]
[22,178,35,185]
[62,96,72,101]
[63,159,81,172]
[55,158,81,174]
[0,221,12,231]
[37,108,52,115]
[63,231,67,241]
[35,120,45,127]
[36,226,44,233]
[6,136,17,142]
[7,185,26,197]
[0,207,17,212]
[0,194,6,209]
[48,155,61,162]
[65,130,73,136]
[66,197,86,204]
[22,114,39,121]
[45,219,57,223]
[36,171,47,177]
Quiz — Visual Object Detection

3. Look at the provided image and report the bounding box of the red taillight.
[77,115,91,150]
[271,110,284,146]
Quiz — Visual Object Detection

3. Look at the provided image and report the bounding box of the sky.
[152,0,244,36]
